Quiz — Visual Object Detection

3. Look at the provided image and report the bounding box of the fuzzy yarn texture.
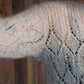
[0,1,84,84]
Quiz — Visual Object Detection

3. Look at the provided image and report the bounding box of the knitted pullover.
[0,1,84,84]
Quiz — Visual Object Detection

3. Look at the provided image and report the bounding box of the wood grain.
[0,0,13,17]
[13,0,25,14]
[0,0,15,84]
[33,0,48,4]
[14,59,27,84]
[0,60,15,84]
[0,0,3,17]
[75,0,84,3]
[27,57,35,84]
[25,0,33,8]
[2,0,13,17]
[35,61,46,84]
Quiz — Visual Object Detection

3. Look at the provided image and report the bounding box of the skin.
[0,1,84,84]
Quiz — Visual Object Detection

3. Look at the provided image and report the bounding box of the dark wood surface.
[0,1,15,84]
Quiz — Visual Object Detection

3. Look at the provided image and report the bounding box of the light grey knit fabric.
[0,1,84,84]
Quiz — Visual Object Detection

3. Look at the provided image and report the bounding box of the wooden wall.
[0,0,83,84]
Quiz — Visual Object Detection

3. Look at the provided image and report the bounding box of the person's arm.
[0,1,83,60]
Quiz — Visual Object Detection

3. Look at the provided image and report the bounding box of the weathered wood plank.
[35,61,46,84]
[2,0,13,17]
[25,0,33,8]
[14,59,27,84]
[0,0,3,17]
[0,0,12,17]
[13,0,25,14]
[0,0,15,84]
[0,60,15,84]
[75,0,84,3]
[33,0,48,4]
[27,57,35,84]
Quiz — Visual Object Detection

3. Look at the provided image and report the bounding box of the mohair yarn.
[0,1,84,84]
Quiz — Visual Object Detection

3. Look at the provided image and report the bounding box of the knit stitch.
[0,1,84,84]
